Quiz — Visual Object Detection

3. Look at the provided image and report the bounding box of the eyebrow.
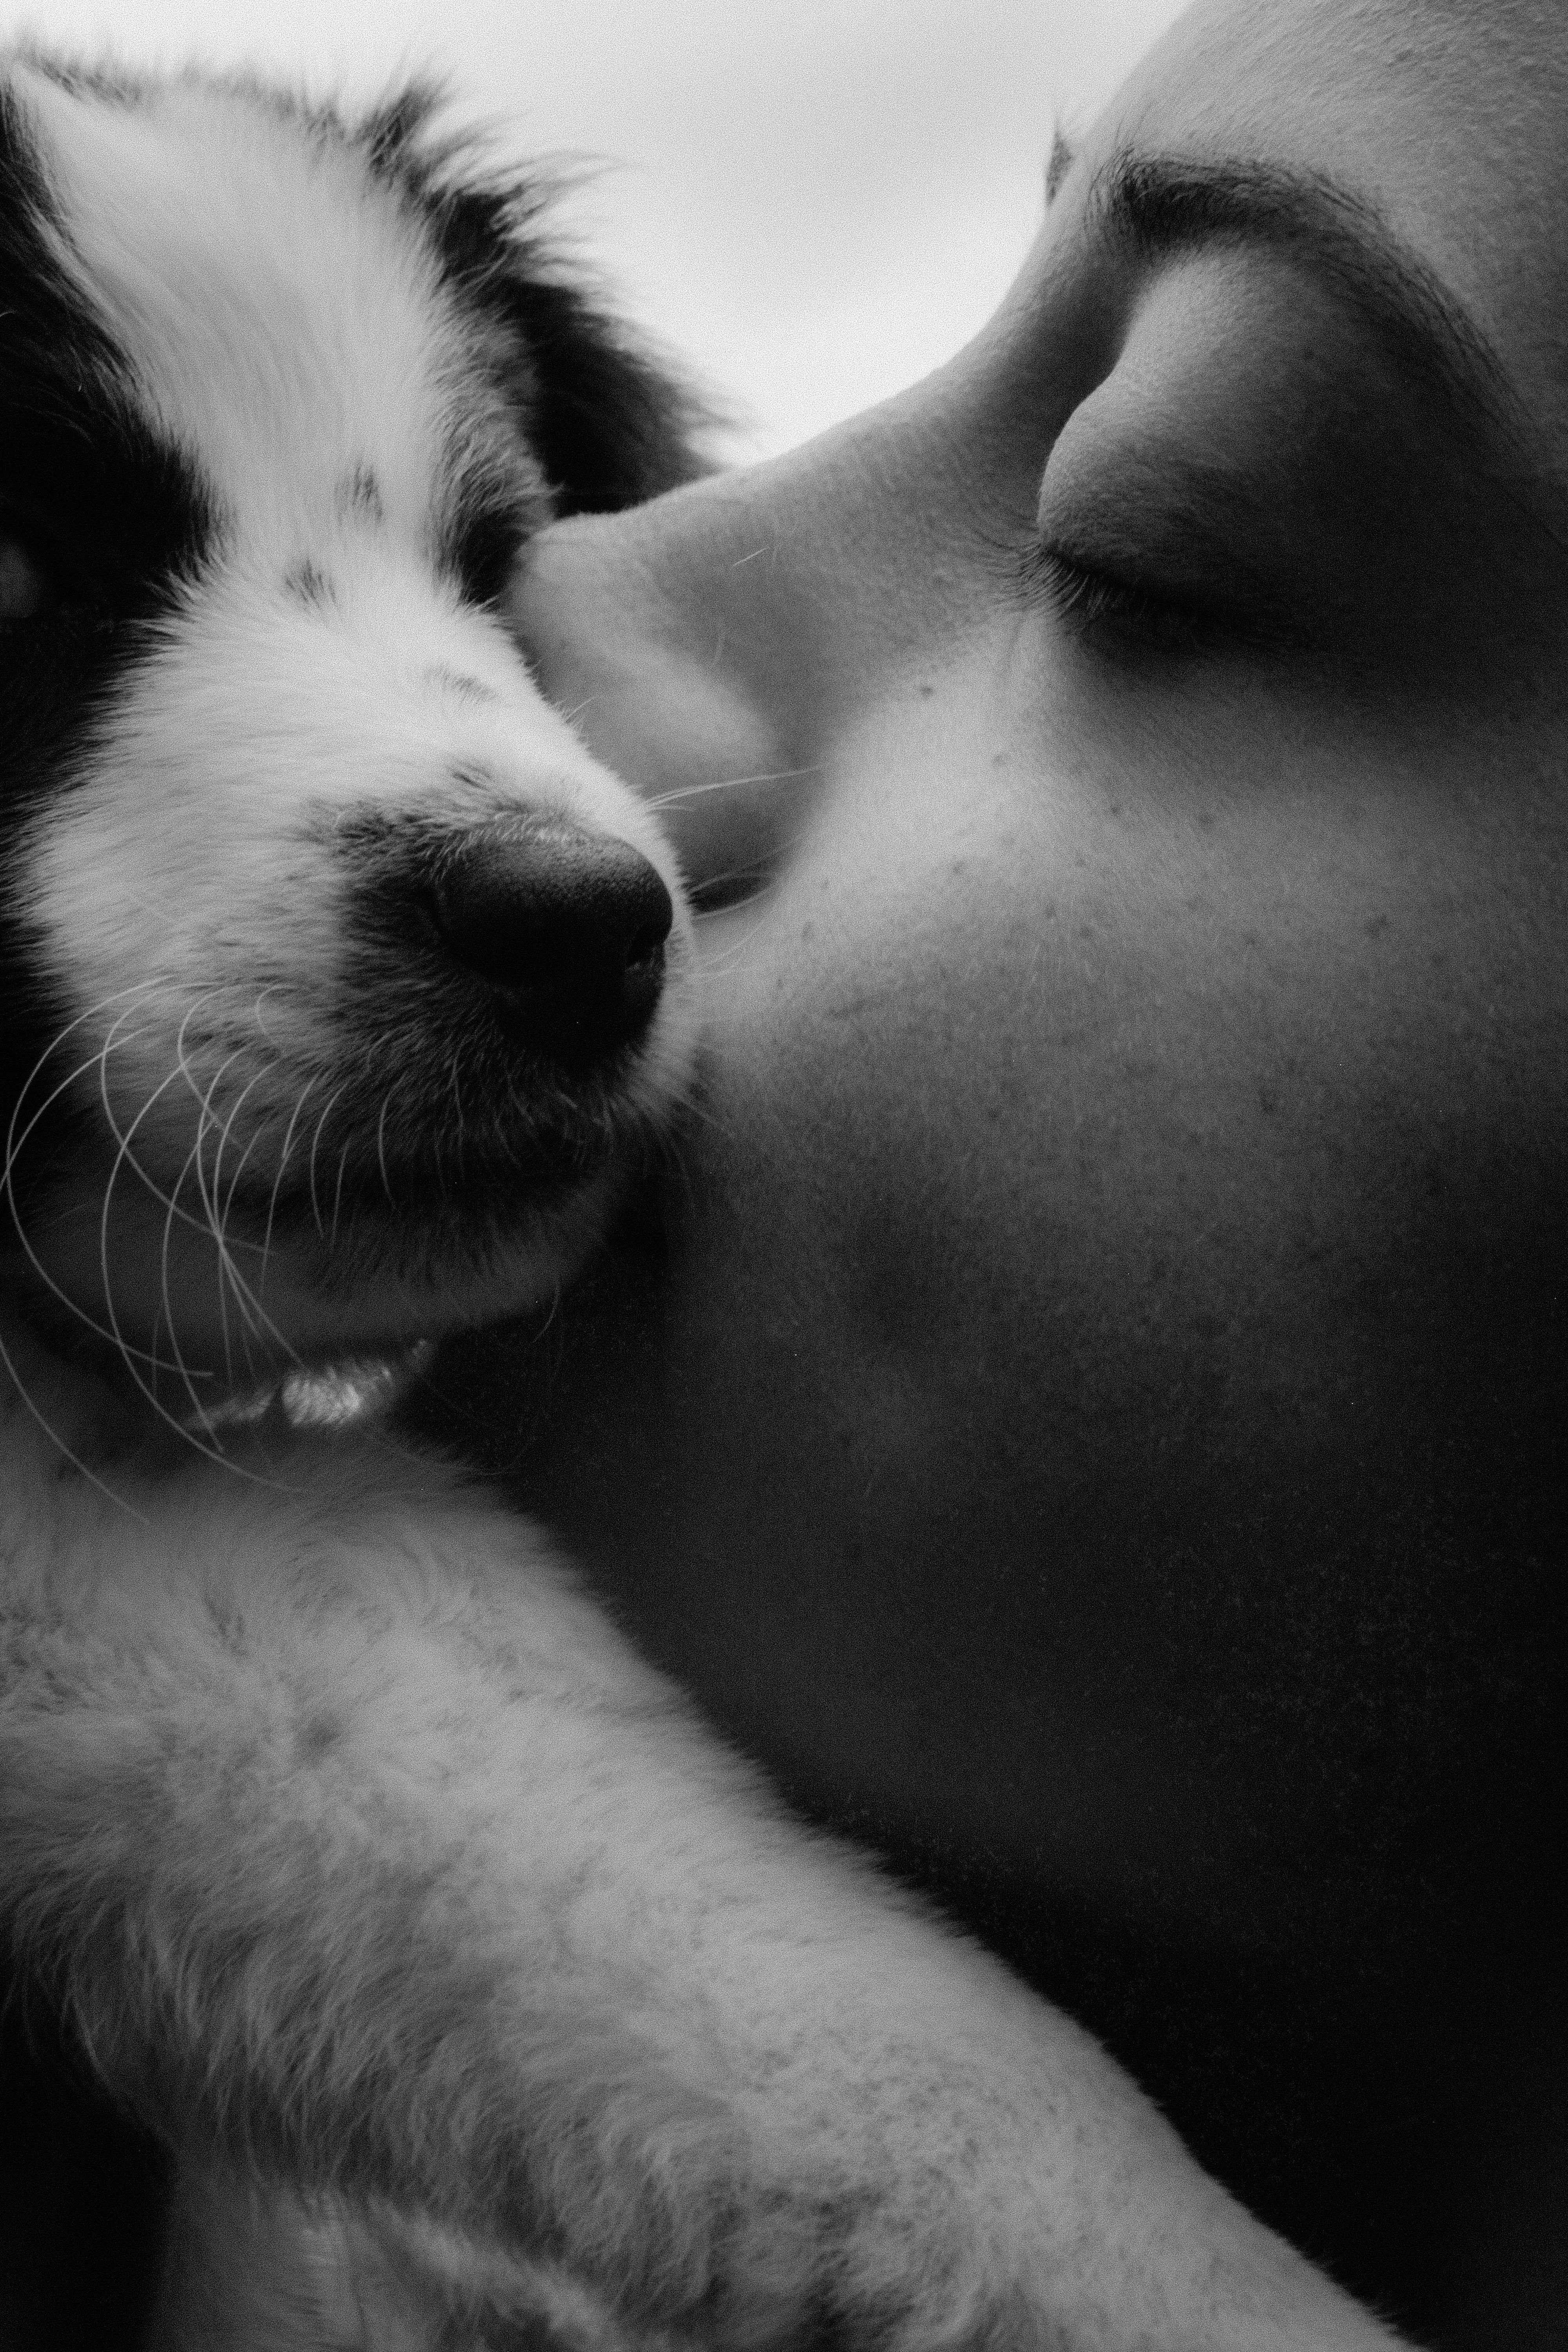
[1083,147,1532,466]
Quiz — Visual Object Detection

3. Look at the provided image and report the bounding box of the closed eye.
[0,526,54,626]
[1018,539,1303,659]
[0,515,131,637]
[1020,541,1226,652]
[1,421,214,641]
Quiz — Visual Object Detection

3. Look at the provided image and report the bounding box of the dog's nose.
[430,823,673,1067]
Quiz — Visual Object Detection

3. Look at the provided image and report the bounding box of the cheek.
[694,676,1568,1494]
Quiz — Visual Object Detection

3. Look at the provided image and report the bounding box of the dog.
[0,53,1408,2352]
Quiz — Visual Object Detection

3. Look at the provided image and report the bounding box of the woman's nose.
[506,403,945,893]
[508,489,804,895]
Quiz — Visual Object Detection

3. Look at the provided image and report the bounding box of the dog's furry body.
[0,57,1405,2352]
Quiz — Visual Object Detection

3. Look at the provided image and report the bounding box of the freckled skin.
[433,0,1568,2335]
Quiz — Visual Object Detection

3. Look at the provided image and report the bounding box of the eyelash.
[1018,541,1223,652]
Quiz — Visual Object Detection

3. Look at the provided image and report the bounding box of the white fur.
[19,68,470,549]
[0,62,1409,2352]
[1,1343,1401,2352]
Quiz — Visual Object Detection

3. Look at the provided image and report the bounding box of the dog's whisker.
[2,1181,145,1363]
[198,1046,256,1215]
[448,1052,468,1179]
[250,988,283,1051]
[171,990,258,1139]
[212,1060,272,1218]
[306,1084,350,1244]
[171,987,227,1105]
[180,1015,302,1332]
[2,1041,191,1372]
[227,1267,263,1386]
[2,981,168,1194]
[261,1075,320,1290]
[186,1046,250,1388]
[150,1109,299,1461]
[694,904,781,985]
[5,1036,141,1202]
[662,1090,731,1144]
[161,1141,220,1438]
[209,1065,307,1359]
[93,1016,211,1415]
[94,1080,229,1459]
[89,1009,267,1441]
[376,1086,399,1209]
[645,764,821,812]
[95,1001,191,1179]
[330,1140,352,1252]
[690,868,779,915]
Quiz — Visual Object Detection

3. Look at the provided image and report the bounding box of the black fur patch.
[439,465,544,613]
[0,80,219,1197]
[359,85,709,518]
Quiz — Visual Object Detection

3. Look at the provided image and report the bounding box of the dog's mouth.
[3,785,696,1394]
[127,990,666,1215]
[4,923,691,1376]
[211,1076,639,1255]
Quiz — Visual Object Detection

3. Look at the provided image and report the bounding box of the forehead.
[11,67,466,528]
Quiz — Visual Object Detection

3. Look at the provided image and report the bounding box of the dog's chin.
[13,1145,626,1413]
[255,1172,623,1364]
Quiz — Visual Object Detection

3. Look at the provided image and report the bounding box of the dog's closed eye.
[0,516,103,628]
[0,528,49,624]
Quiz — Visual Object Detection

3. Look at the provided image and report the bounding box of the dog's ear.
[361,85,712,518]
[486,269,709,518]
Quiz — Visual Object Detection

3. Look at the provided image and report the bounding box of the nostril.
[624,916,666,970]
[429,822,673,1066]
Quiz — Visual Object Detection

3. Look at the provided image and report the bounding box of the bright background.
[4,1,1186,456]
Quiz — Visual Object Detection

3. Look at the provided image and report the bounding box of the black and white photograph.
[1,2,1563,2347]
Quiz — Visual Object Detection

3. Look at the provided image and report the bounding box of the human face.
[448,0,1566,2214]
